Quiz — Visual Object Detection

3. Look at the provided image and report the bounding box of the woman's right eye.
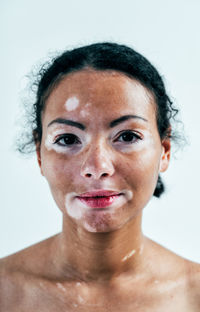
[54,134,81,147]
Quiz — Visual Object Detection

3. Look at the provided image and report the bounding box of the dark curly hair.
[18,42,180,198]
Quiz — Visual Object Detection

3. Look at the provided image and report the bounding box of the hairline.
[40,66,157,117]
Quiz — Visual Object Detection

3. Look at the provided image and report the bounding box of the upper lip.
[77,190,123,197]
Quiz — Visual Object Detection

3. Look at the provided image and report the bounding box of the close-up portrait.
[0,1,200,311]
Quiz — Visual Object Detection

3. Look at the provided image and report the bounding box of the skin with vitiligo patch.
[65,189,133,232]
[65,96,79,111]
[121,249,136,262]
[0,69,200,312]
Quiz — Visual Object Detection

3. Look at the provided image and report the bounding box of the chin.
[82,221,121,233]
[81,212,129,233]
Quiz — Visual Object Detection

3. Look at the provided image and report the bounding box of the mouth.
[76,190,124,209]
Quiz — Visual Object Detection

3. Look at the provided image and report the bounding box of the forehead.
[44,69,156,122]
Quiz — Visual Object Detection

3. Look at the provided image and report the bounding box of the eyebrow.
[47,115,148,131]
[109,115,148,128]
[48,118,86,130]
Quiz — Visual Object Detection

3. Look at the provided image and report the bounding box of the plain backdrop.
[0,0,200,261]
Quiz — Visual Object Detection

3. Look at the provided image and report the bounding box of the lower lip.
[77,194,122,208]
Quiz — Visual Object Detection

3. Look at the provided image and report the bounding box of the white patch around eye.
[44,129,85,155]
[45,134,55,150]
[65,96,79,111]
[45,133,68,154]
[116,134,154,154]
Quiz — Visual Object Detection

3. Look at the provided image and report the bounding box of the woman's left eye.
[115,130,142,143]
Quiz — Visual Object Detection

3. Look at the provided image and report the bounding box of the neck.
[52,213,147,282]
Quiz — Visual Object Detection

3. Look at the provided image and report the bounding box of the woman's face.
[37,69,170,233]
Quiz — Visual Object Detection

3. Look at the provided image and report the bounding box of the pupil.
[64,135,76,144]
[122,132,134,141]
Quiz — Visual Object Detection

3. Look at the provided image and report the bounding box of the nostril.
[84,172,109,179]
[85,173,92,178]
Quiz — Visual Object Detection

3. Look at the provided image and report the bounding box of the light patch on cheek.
[124,189,133,201]
[65,189,133,232]
[65,96,79,111]
[121,249,136,262]
[65,192,85,220]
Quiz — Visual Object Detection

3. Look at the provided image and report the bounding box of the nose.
[80,142,115,180]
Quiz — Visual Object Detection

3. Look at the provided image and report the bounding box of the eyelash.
[53,130,142,147]
[54,134,81,146]
[114,130,142,144]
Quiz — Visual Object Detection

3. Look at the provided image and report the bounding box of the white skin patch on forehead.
[80,102,91,117]
[65,96,79,111]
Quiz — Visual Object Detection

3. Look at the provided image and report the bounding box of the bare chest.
[1,279,194,312]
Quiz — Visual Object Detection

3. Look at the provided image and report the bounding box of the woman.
[0,42,199,311]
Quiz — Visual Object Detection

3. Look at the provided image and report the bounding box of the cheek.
[118,145,161,191]
[41,153,81,198]
[41,154,84,216]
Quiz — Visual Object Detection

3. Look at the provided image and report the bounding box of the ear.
[35,143,44,176]
[159,137,171,172]
[33,130,44,176]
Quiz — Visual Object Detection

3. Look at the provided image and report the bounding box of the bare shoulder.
[0,234,57,274]
[146,238,200,310]
[0,234,60,311]
[0,252,25,311]
[0,234,58,309]
[0,255,23,310]
[184,259,200,309]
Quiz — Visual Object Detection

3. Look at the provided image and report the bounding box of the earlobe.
[36,144,44,176]
[159,138,171,172]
